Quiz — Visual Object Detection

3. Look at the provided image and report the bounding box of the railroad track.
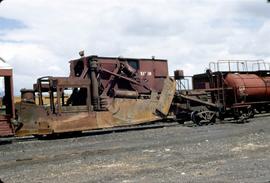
[0,122,180,145]
[1,113,270,145]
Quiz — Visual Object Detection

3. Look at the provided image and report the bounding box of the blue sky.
[0,17,26,30]
[0,0,270,94]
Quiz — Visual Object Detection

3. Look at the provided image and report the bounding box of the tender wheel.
[248,107,255,118]
[233,108,250,123]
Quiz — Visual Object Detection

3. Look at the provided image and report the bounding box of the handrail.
[209,60,269,72]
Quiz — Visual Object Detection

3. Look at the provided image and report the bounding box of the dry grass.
[14,96,69,105]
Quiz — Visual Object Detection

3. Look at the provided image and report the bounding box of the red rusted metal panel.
[0,115,13,136]
[0,60,15,137]
[69,56,168,94]
[225,73,270,100]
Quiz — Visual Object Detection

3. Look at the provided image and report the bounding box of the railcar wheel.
[217,110,225,121]
[198,110,216,124]
[210,116,216,124]
[191,111,202,126]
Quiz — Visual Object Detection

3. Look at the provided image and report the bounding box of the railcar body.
[14,55,175,137]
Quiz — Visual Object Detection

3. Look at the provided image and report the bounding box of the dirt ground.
[0,116,270,183]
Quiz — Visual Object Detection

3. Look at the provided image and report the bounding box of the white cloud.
[0,0,270,94]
